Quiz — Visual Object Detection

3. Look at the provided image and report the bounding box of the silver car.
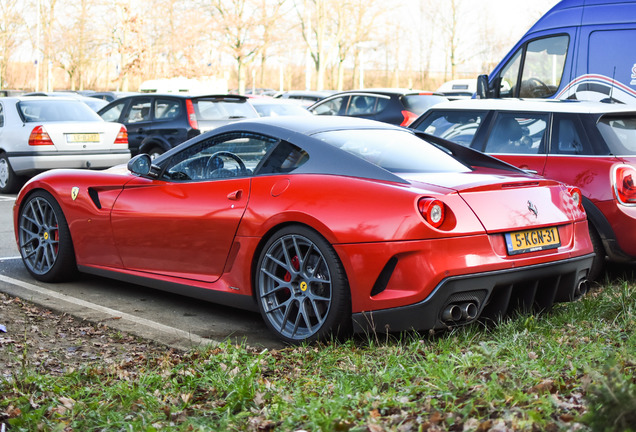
[0,96,130,193]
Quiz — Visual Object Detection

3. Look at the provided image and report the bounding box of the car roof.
[115,93,248,100]
[330,88,439,97]
[425,98,636,114]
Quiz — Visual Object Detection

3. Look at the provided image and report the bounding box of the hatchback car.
[308,89,448,126]
[98,94,259,158]
[0,96,129,194]
[410,98,636,279]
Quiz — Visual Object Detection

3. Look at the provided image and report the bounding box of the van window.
[597,115,636,155]
[519,36,568,98]
[497,35,569,98]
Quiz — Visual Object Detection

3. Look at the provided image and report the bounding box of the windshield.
[193,99,258,120]
[401,94,448,114]
[18,100,102,122]
[313,129,471,174]
[597,115,636,155]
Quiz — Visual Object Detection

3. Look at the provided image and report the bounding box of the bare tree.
[110,1,147,91]
[0,0,24,89]
[210,0,286,94]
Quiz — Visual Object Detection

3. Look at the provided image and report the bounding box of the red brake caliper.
[283,256,300,282]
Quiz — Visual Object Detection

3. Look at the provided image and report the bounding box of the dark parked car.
[98,94,259,158]
[308,89,447,126]
[410,98,636,280]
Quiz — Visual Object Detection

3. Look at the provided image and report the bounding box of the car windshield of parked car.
[314,129,471,173]
[18,100,102,122]
[597,115,636,155]
[194,100,258,120]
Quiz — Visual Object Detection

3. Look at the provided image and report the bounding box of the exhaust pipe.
[442,304,462,322]
[574,279,588,299]
[459,302,478,320]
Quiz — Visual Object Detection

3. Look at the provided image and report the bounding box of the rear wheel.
[0,153,21,194]
[256,225,351,344]
[17,191,77,282]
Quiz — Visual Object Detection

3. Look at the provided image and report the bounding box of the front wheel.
[18,190,77,282]
[256,226,351,344]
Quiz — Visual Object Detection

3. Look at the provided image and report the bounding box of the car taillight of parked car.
[114,126,128,145]
[418,197,445,228]
[28,126,53,146]
[613,165,636,205]
[400,110,418,127]
[186,99,199,130]
[567,186,585,212]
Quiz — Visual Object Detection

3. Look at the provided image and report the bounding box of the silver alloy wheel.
[19,196,60,275]
[258,233,333,340]
[0,157,9,189]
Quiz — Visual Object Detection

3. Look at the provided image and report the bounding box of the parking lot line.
[0,273,218,347]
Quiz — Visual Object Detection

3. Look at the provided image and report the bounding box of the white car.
[0,96,130,193]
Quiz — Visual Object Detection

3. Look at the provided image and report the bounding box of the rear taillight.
[28,126,53,146]
[567,186,585,212]
[186,99,199,130]
[614,165,636,205]
[418,198,445,228]
[114,126,128,144]
[400,110,418,127]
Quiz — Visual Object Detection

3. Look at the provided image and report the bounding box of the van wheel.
[0,153,21,194]
[588,226,605,282]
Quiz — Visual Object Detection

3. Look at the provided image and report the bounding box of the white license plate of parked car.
[505,226,561,255]
[66,133,100,143]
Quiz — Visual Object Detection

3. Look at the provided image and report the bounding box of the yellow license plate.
[66,133,100,143]
[505,226,561,255]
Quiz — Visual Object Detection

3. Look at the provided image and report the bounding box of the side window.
[499,49,522,98]
[124,98,152,123]
[0,104,4,127]
[347,95,377,115]
[161,133,280,181]
[484,113,548,154]
[312,97,345,116]
[519,36,569,98]
[553,117,590,155]
[100,101,126,122]
[412,110,486,148]
[155,99,180,120]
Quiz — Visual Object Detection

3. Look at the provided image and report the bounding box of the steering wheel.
[206,151,246,178]
[524,77,551,97]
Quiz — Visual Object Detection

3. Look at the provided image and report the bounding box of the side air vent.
[370,257,398,297]
[88,188,102,209]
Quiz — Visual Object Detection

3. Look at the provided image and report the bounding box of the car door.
[481,111,549,175]
[121,97,153,155]
[110,132,279,283]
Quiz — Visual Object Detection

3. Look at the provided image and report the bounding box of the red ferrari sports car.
[13,116,594,343]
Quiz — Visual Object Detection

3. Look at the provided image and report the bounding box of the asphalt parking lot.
[0,193,283,350]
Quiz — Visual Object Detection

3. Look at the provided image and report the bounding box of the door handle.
[227,190,243,200]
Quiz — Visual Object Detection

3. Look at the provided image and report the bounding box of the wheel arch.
[139,137,172,155]
[249,221,350,304]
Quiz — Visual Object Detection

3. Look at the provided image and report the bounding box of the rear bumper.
[352,253,594,334]
[9,150,131,174]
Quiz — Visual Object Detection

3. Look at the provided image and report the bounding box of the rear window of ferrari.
[597,115,636,155]
[314,129,471,173]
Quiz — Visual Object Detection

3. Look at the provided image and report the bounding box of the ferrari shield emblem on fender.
[71,187,79,201]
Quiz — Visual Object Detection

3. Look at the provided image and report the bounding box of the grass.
[1,277,635,431]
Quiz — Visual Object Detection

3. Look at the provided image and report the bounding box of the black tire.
[146,146,164,160]
[255,225,351,344]
[587,225,605,282]
[17,190,77,282]
[0,153,21,194]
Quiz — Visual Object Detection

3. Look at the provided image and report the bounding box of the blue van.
[477,0,636,104]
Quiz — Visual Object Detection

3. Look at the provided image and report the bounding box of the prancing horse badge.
[71,187,79,200]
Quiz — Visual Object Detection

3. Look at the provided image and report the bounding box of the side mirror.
[127,154,152,176]
[476,75,489,99]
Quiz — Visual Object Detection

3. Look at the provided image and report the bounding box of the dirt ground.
[0,292,172,378]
